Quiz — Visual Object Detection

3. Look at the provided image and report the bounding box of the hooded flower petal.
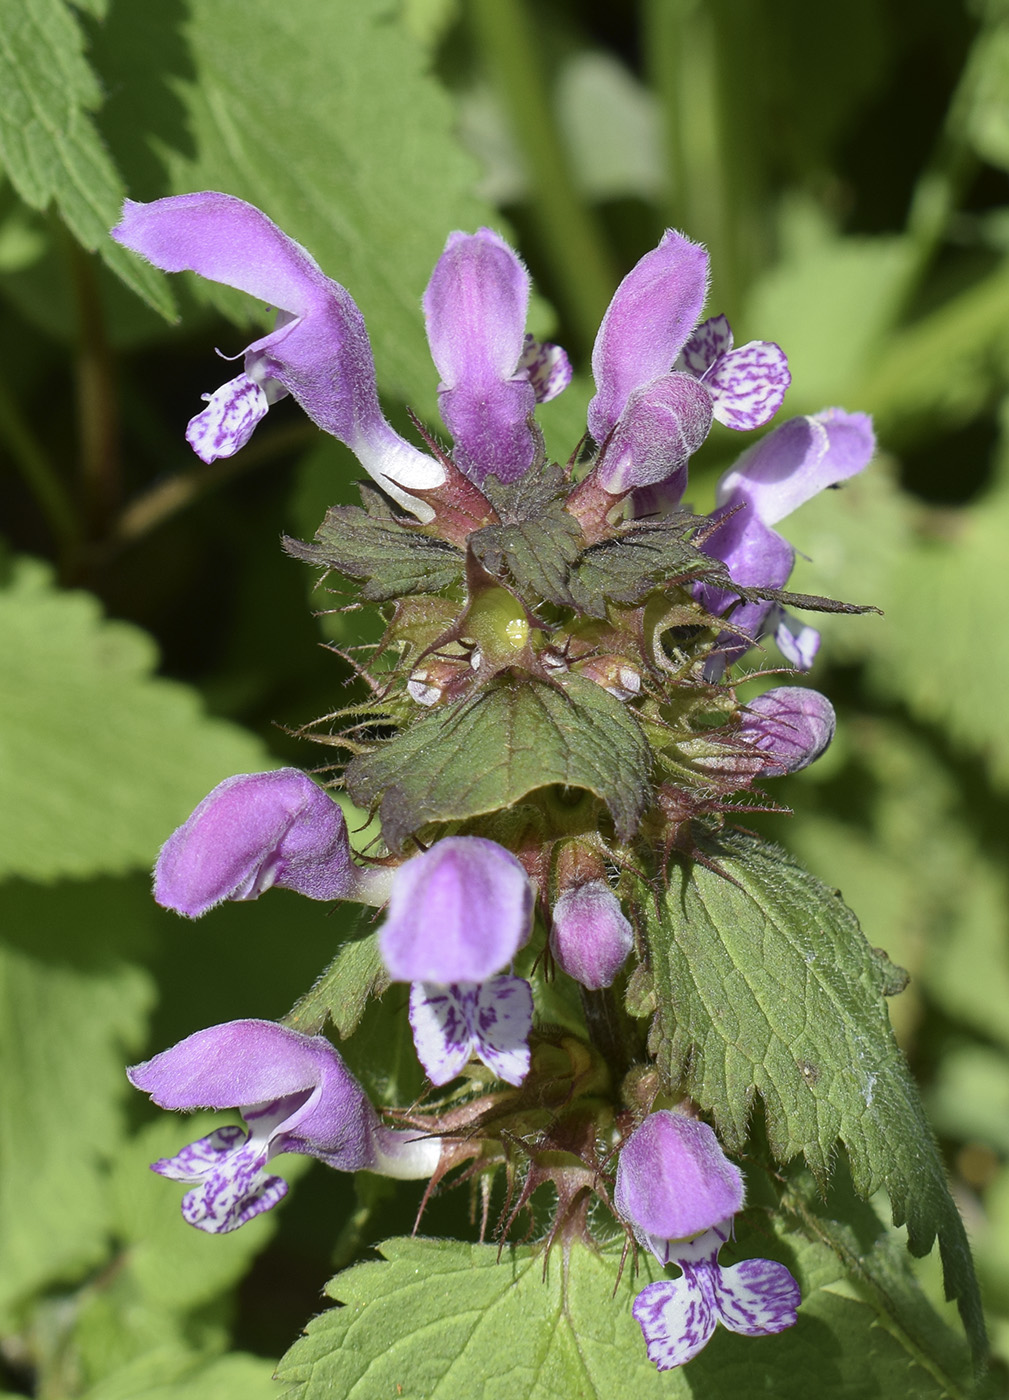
[408,976,533,1086]
[154,769,390,917]
[695,504,795,646]
[678,315,789,432]
[716,408,874,525]
[550,880,633,989]
[632,1223,799,1369]
[112,193,443,515]
[588,230,709,443]
[594,372,713,496]
[615,1111,744,1253]
[424,228,544,484]
[739,687,836,777]
[379,836,534,983]
[129,1019,439,1232]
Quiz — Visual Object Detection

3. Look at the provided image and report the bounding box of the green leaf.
[569,520,723,618]
[0,876,154,1327]
[284,486,464,602]
[80,1348,281,1400]
[0,557,271,882]
[277,1222,976,1400]
[0,0,172,313]
[93,0,497,416]
[345,675,652,850]
[643,831,984,1359]
[285,927,388,1039]
[469,507,583,608]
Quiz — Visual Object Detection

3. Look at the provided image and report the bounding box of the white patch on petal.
[408,982,476,1086]
[186,373,270,463]
[632,1277,718,1370]
[518,333,573,403]
[473,976,532,1085]
[775,613,820,670]
[408,673,442,706]
[705,341,790,432]
[713,1257,800,1337]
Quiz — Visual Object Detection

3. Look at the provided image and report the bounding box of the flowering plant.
[109,190,983,1392]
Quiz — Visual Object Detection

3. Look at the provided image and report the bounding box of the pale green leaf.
[81,1347,281,1400]
[644,832,984,1357]
[0,876,154,1326]
[345,675,652,850]
[0,557,271,882]
[285,925,387,1039]
[0,0,172,312]
[277,1222,975,1400]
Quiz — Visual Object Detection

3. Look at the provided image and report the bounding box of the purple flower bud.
[549,880,633,989]
[615,1110,744,1254]
[154,769,389,918]
[739,687,836,777]
[588,230,709,444]
[128,1020,439,1233]
[379,837,534,984]
[424,229,568,485]
[111,193,444,517]
[594,373,713,496]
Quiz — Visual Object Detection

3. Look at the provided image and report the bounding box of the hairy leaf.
[346,676,651,850]
[469,507,583,607]
[570,521,723,618]
[285,926,387,1039]
[0,558,271,882]
[643,831,984,1359]
[277,1224,973,1400]
[284,487,464,601]
[0,0,172,312]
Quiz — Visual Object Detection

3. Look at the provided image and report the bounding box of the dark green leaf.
[643,831,984,1360]
[285,927,388,1039]
[346,675,651,850]
[469,507,582,607]
[570,521,723,618]
[284,486,464,602]
[0,0,173,313]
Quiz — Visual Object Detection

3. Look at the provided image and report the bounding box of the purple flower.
[698,407,875,669]
[128,1020,440,1233]
[154,769,391,918]
[549,880,633,989]
[423,228,570,485]
[676,314,790,432]
[594,373,713,498]
[738,687,836,777]
[111,193,444,515]
[615,1111,798,1369]
[379,837,535,1085]
[632,1221,801,1369]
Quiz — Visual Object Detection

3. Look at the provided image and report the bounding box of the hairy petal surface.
[408,977,532,1086]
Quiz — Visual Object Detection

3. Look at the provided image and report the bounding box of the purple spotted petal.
[678,314,733,374]
[550,881,633,989]
[112,194,442,514]
[153,769,376,918]
[519,334,572,403]
[186,373,272,463]
[471,975,532,1084]
[408,977,532,1086]
[739,687,836,777]
[615,1112,744,1248]
[588,230,709,443]
[423,228,537,484]
[633,1276,718,1370]
[704,340,790,432]
[178,1134,287,1234]
[380,837,534,984]
[595,372,713,495]
[713,1256,801,1337]
[775,613,820,670]
[151,1124,248,1182]
[716,409,874,526]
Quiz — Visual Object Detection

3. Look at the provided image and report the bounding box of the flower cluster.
[117,192,874,1368]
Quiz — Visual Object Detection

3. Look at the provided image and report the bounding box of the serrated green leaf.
[569,520,722,618]
[284,487,464,602]
[644,832,984,1358]
[0,557,270,882]
[345,675,651,850]
[93,0,497,416]
[285,926,387,1038]
[277,1220,976,1400]
[469,507,582,607]
[0,876,154,1327]
[0,0,172,313]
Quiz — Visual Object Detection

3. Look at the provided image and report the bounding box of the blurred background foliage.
[2,0,1009,1394]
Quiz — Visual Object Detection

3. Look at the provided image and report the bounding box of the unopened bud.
[550,879,633,989]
